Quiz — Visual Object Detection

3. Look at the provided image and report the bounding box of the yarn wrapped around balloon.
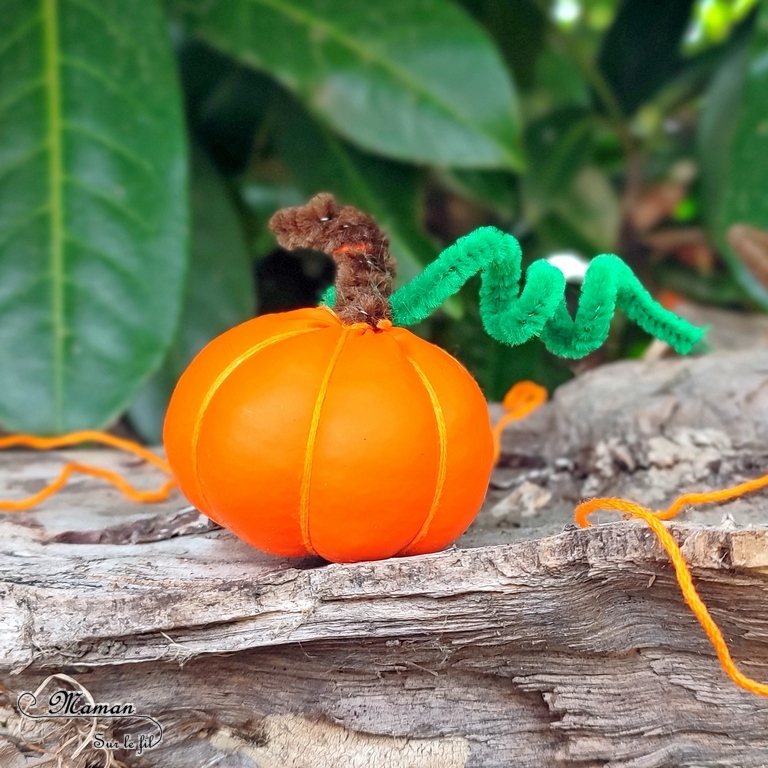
[163,193,704,563]
[163,306,493,562]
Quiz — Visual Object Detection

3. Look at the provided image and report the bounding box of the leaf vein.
[43,0,65,430]
[64,175,154,233]
[62,121,157,178]
[0,205,50,254]
[62,233,141,286]
[0,142,48,185]
[243,0,513,163]
[59,54,144,112]
[60,273,143,337]
[65,0,135,50]
[0,275,49,313]
[0,77,45,118]
[0,11,43,62]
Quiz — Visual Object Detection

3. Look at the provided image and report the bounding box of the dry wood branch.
[1,349,768,766]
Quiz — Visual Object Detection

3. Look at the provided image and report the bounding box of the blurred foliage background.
[0,0,767,441]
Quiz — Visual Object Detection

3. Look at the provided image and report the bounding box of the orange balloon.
[163,306,493,563]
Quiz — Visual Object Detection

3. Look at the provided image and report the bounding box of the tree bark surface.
[1,348,768,767]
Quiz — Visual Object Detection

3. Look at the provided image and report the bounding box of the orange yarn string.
[575,486,768,698]
[643,472,768,520]
[493,383,768,697]
[492,380,548,464]
[0,431,176,511]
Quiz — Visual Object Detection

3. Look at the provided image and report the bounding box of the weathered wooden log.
[1,348,768,767]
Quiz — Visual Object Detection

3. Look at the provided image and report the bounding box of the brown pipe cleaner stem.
[269,193,396,326]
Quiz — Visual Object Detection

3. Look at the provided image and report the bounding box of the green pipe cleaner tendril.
[322,226,706,358]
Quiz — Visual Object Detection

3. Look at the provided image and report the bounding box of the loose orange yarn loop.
[0,431,175,512]
[575,483,768,698]
[492,380,548,463]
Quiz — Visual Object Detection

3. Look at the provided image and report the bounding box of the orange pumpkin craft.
[163,194,704,563]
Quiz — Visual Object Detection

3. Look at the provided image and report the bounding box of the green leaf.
[698,43,749,241]
[459,0,547,90]
[170,0,524,169]
[598,0,696,114]
[267,89,438,284]
[180,41,271,175]
[0,0,187,434]
[685,0,760,53]
[438,168,518,218]
[533,166,621,256]
[128,146,256,443]
[703,2,768,307]
[520,107,614,257]
[524,107,596,202]
[532,46,590,114]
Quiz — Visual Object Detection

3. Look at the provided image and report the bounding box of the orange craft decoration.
[163,195,494,563]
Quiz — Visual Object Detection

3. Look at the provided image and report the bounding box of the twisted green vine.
[325,226,705,358]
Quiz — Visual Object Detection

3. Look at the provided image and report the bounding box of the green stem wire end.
[323,226,706,358]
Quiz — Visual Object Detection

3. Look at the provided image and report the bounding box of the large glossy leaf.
[701,3,768,307]
[0,0,187,433]
[598,0,696,114]
[266,90,438,284]
[442,131,595,254]
[170,0,523,169]
[459,0,547,90]
[186,62,438,282]
[128,146,256,443]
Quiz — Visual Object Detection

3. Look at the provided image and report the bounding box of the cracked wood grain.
[1,348,768,766]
